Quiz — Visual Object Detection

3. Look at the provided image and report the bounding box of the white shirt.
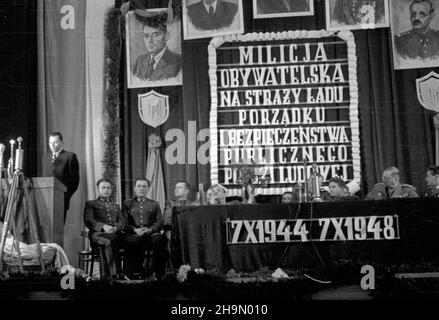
[150,46,167,69]
[52,148,63,159]
[203,0,218,15]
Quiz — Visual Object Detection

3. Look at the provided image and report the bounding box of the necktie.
[145,55,155,79]
[209,5,214,18]
[385,187,392,199]
[52,153,57,163]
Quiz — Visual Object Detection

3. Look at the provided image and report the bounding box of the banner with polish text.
[208,31,361,196]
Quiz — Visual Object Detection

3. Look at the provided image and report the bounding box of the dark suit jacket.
[133,47,181,81]
[187,0,238,31]
[257,0,309,14]
[42,149,79,212]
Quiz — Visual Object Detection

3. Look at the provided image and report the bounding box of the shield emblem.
[138,90,169,128]
[416,72,439,113]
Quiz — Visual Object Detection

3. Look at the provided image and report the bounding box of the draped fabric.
[37,0,115,266]
[146,134,166,211]
[172,199,439,271]
[37,0,87,266]
[121,0,437,201]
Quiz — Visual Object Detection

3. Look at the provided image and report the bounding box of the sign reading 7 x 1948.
[226,215,400,245]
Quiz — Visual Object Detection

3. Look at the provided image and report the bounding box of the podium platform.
[30,177,66,247]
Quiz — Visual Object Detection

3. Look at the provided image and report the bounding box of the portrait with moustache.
[391,0,439,69]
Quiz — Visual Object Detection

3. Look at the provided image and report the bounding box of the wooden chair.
[78,230,105,278]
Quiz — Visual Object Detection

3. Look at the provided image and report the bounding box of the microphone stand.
[0,137,45,275]
[302,160,308,202]
[0,144,5,190]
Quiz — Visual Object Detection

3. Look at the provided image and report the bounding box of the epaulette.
[396,30,411,38]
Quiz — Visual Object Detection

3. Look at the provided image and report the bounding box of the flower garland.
[102,7,122,200]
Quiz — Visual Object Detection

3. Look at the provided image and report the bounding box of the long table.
[171,198,439,271]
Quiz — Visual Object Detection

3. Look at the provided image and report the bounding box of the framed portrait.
[325,0,390,31]
[182,0,244,40]
[391,0,439,70]
[253,0,314,19]
[125,9,182,88]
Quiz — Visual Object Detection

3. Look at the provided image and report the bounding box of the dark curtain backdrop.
[120,0,436,201]
[0,0,38,177]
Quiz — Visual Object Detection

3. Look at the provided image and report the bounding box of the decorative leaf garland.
[102,7,122,201]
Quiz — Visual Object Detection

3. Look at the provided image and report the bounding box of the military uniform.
[395,29,439,60]
[425,186,439,198]
[365,182,419,200]
[121,197,167,278]
[83,197,124,278]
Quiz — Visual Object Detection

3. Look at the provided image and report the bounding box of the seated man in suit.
[133,12,181,82]
[163,180,194,240]
[83,178,125,280]
[187,0,238,31]
[425,165,439,197]
[121,178,168,280]
[365,166,419,200]
[280,191,299,203]
[322,177,359,201]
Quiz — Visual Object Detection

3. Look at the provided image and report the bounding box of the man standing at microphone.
[42,132,80,223]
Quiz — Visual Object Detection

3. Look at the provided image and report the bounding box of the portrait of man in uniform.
[126,9,182,88]
[391,0,439,69]
[253,0,314,19]
[183,0,244,40]
[326,0,389,31]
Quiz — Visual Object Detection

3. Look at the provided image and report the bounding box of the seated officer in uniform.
[83,178,125,280]
[120,178,168,279]
[321,177,359,201]
[365,166,419,200]
[425,165,439,197]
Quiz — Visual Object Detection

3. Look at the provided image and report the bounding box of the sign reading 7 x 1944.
[226,215,400,245]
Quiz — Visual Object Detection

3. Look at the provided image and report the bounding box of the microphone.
[0,143,5,179]
[15,137,24,171]
[8,140,16,177]
[0,143,5,163]
[17,137,23,149]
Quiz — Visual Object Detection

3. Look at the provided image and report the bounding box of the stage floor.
[1,273,438,301]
